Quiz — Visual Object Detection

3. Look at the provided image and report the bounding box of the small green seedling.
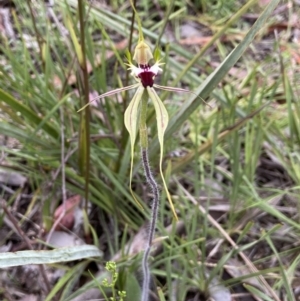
[90,261,126,301]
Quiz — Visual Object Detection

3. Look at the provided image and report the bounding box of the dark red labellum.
[138,64,155,88]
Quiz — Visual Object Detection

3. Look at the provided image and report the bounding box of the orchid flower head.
[129,40,164,88]
[78,9,205,220]
[123,36,180,220]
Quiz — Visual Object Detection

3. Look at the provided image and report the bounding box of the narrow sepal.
[124,86,145,209]
[154,84,194,94]
[147,87,178,220]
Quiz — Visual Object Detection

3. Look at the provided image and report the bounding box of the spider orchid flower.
[124,41,180,220]
[78,38,196,220]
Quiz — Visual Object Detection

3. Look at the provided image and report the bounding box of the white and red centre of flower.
[131,63,162,88]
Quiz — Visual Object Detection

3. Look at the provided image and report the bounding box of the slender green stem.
[78,0,90,212]
[140,93,148,149]
[140,93,159,301]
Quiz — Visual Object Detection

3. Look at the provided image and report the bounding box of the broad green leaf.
[0,245,102,268]
[147,87,178,220]
[124,85,145,210]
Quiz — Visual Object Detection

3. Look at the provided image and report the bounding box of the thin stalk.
[140,94,159,301]
[78,0,90,212]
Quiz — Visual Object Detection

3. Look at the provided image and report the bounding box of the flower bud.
[133,41,153,65]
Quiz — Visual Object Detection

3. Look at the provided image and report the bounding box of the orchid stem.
[140,92,148,149]
[140,93,159,301]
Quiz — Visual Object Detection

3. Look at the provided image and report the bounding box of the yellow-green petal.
[147,87,178,220]
[124,85,145,209]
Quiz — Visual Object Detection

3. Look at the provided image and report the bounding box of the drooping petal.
[124,85,145,209]
[153,84,209,107]
[153,84,194,93]
[147,86,178,220]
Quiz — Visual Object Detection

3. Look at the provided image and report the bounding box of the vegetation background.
[0,0,300,300]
